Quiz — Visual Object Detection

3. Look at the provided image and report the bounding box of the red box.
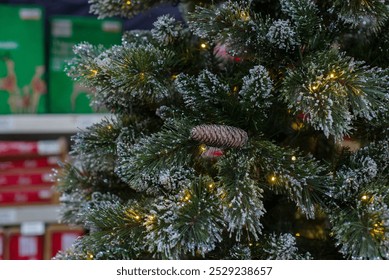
[0,171,53,187]
[5,228,44,260]
[45,224,84,259]
[0,185,57,206]
[0,138,67,158]
[0,156,60,171]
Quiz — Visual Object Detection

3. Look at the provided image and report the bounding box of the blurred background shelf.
[0,205,60,226]
[0,114,110,134]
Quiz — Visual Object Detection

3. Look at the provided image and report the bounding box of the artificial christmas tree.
[54,0,389,260]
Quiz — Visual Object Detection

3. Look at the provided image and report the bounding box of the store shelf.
[0,205,61,226]
[0,114,111,134]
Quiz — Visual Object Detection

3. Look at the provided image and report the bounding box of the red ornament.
[201,146,224,158]
[214,43,242,63]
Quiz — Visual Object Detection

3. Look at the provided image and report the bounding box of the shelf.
[0,205,61,226]
[0,114,111,134]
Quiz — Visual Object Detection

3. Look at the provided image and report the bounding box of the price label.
[21,221,45,236]
[0,117,14,131]
[0,209,17,224]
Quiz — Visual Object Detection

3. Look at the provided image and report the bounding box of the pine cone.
[190,124,248,148]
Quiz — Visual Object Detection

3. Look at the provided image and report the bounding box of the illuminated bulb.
[87,253,94,260]
[107,125,113,130]
[233,85,239,93]
[219,190,227,199]
[240,11,250,21]
[329,72,336,79]
[89,69,98,77]
[199,144,207,153]
[370,222,385,240]
[134,215,141,220]
[182,193,191,202]
[139,72,145,80]
[126,0,131,5]
[291,121,304,131]
[171,74,178,80]
[270,176,276,182]
[361,194,369,202]
[208,183,215,190]
[200,43,207,49]
[291,155,297,161]
[295,232,301,237]
[145,215,156,225]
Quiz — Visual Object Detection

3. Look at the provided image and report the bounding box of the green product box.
[49,16,122,113]
[0,5,46,114]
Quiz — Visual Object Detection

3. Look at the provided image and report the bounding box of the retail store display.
[4,227,44,260]
[0,4,46,114]
[0,138,66,206]
[44,224,84,259]
[0,138,82,259]
[49,16,122,113]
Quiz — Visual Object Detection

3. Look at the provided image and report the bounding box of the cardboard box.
[0,4,46,114]
[5,227,44,260]
[0,185,57,206]
[0,170,53,187]
[0,138,67,158]
[44,224,84,259]
[49,16,122,113]
[0,156,61,171]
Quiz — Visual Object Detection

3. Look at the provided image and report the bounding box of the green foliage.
[89,0,168,19]
[281,49,388,140]
[56,0,389,260]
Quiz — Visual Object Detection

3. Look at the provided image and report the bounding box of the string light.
[219,190,227,200]
[370,221,385,240]
[291,155,297,161]
[139,72,145,80]
[144,215,157,229]
[295,232,301,237]
[291,121,304,131]
[86,252,94,260]
[199,144,207,153]
[200,42,208,49]
[240,11,250,21]
[181,190,192,203]
[208,183,215,190]
[268,174,277,184]
[122,0,131,10]
[89,69,98,77]
[124,208,142,222]
[309,82,319,92]
[360,194,374,204]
